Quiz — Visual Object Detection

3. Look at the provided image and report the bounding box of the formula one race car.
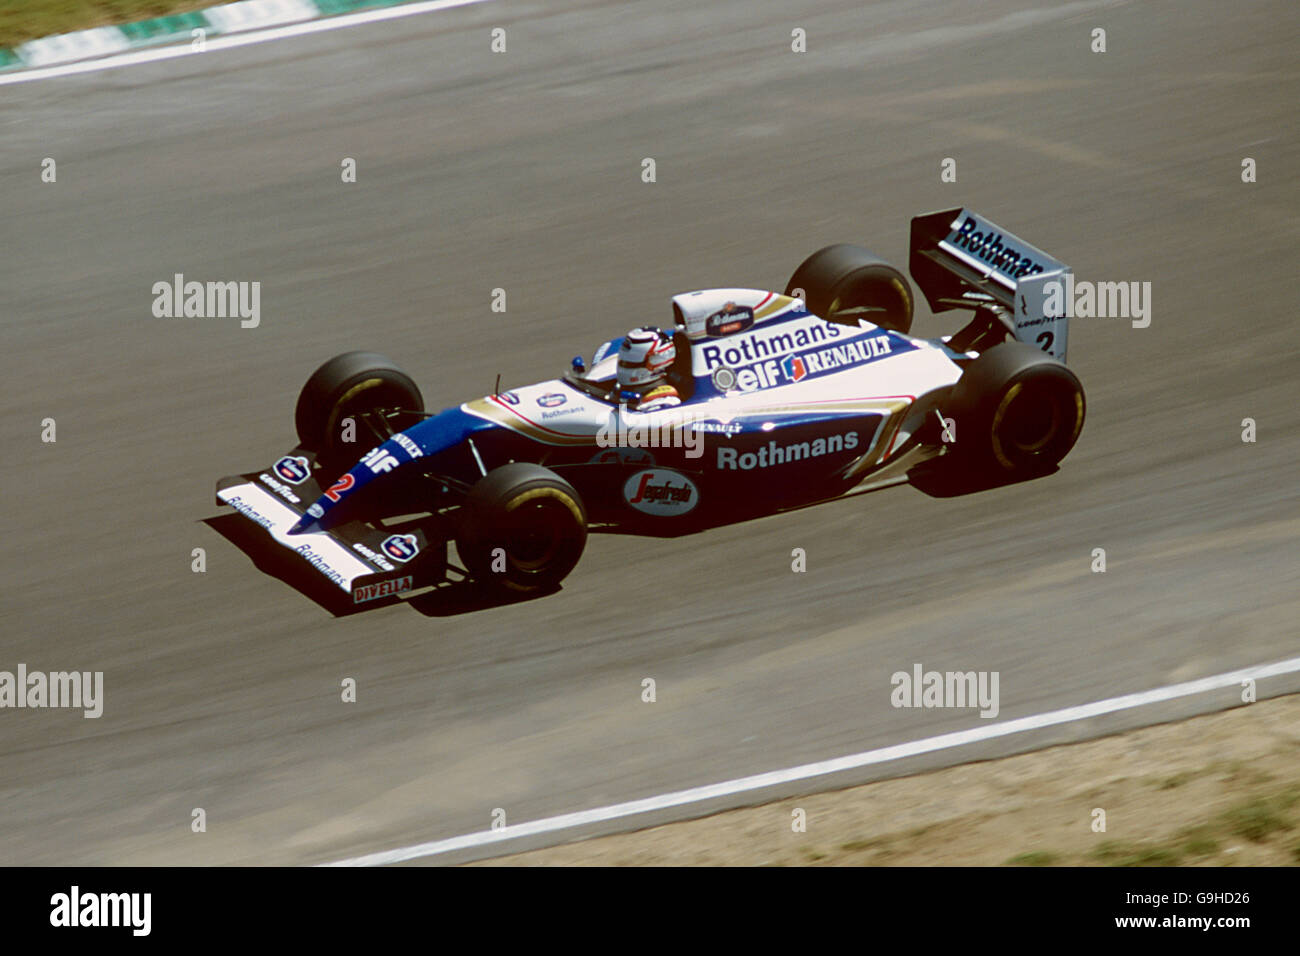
[215,208,1084,603]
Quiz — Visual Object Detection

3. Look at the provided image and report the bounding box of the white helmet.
[617,327,676,390]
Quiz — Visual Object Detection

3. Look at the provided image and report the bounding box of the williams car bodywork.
[215,208,1085,601]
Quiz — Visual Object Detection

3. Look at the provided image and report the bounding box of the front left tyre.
[455,463,588,594]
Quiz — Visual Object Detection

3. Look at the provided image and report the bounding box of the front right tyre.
[293,351,424,477]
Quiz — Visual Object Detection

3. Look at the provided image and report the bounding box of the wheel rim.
[327,379,414,443]
[1003,385,1062,453]
[830,273,910,330]
[990,377,1081,472]
[503,499,568,571]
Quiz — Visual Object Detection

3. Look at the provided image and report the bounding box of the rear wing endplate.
[910,208,1072,361]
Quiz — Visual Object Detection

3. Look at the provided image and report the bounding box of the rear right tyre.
[785,244,914,333]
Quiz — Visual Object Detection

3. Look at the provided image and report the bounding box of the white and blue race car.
[215,208,1085,602]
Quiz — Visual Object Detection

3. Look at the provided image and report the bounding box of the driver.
[617,327,681,411]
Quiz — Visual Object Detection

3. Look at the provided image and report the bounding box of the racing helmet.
[617,327,676,390]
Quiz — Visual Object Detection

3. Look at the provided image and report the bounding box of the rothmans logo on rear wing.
[910,207,1072,361]
[937,210,1064,286]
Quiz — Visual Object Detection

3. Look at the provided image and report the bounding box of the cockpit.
[563,289,809,405]
[564,304,695,406]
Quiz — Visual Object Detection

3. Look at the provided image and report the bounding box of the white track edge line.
[324,654,1300,866]
[0,0,494,86]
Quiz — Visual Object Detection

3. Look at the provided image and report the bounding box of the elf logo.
[381,533,419,563]
[781,354,808,382]
[780,336,898,383]
[273,455,311,484]
[623,469,699,516]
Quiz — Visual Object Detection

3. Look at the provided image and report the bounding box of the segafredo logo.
[623,470,699,516]
[381,533,419,563]
[273,455,311,484]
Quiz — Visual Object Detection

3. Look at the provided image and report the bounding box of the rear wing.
[910,208,1071,361]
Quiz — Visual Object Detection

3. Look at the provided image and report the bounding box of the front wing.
[214,459,444,605]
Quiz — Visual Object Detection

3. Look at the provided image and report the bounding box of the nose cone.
[290,438,415,534]
[288,511,322,535]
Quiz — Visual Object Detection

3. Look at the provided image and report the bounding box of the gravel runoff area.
[0,2,215,48]
[477,694,1300,866]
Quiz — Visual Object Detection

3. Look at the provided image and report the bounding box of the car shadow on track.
[906,459,1061,498]
[406,580,558,617]
[590,460,1057,540]
[205,459,1051,617]
[204,514,555,618]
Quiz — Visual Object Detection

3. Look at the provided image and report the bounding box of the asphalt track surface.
[2,0,1297,865]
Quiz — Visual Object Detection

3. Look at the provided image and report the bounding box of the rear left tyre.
[945,341,1085,477]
